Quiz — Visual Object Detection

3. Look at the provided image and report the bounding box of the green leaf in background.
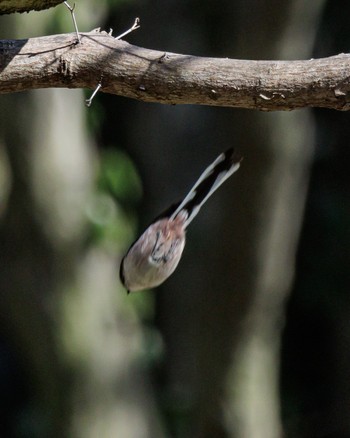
[86,148,142,248]
[98,148,143,203]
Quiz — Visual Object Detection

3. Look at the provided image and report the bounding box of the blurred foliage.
[97,148,143,203]
[85,148,142,250]
[85,112,162,368]
[0,2,164,438]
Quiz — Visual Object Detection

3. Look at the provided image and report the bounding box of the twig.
[115,17,140,40]
[85,83,102,107]
[85,18,141,107]
[64,1,81,44]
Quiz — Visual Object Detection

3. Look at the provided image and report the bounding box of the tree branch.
[0,0,63,15]
[1,30,350,111]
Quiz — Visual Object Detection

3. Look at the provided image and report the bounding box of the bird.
[119,148,242,293]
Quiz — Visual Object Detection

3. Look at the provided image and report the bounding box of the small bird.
[120,148,242,293]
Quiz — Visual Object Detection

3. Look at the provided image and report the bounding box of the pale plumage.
[120,148,242,293]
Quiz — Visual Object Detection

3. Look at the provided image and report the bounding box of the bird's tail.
[169,148,242,228]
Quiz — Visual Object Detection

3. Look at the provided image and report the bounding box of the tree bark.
[0,0,63,15]
[1,31,350,110]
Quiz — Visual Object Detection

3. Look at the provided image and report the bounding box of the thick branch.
[0,0,63,14]
[1,30,350,110]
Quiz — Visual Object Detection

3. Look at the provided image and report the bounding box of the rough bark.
[0,0,63,15]
[0,31,350,110]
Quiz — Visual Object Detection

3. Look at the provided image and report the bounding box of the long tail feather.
[170,148,242,228]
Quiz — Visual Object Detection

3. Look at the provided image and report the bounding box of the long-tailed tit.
[120,148,242,293]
